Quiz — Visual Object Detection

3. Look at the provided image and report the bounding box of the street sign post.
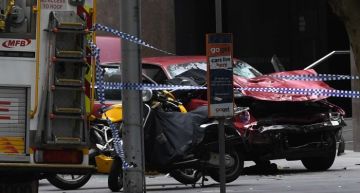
[206,33,234,193]
[206,33,234,118]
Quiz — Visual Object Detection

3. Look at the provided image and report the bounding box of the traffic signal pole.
[120,1,145,192]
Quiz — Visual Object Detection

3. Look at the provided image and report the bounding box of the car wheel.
[208,148,244,183]
[301,134,337,171]
[170,169,201,185]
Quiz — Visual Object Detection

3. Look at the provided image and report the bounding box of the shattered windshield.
[104,67,121,82]
[167,60,262,79]
[96,64,122,100]
[233,60,262,78]
[167,62,207,78]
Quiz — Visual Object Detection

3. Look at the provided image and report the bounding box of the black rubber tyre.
[301,134,337,171]
[46,150,97,190]
[170,169,202,185]
[208,149,244,183]
[108,157,123,192]
[46,173,92,190]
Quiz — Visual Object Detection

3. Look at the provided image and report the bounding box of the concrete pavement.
[39,150,360,193]
[343,118,354,150]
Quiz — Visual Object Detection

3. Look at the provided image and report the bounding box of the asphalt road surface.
[39,151,360,193]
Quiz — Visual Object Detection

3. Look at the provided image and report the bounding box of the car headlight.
[142,89,153,102]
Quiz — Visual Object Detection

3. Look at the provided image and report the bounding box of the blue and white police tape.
[104,82,207,91]
[269,74,360,81]
[237,87,360,98]
[92,24,360,83]
[93,23,175,56]
[103,82,360,98]
[88,40,133,170]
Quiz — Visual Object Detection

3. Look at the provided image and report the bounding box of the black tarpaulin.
[144,106,209,166]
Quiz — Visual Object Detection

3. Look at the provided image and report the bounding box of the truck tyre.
[108,157,123,192]
[301,134,337,171]
[46,150,97,190]
[208,149,244,183]
[46,173,92,190]
[170,169,201,185]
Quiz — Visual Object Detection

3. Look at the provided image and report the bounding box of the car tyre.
[301,134,337,171]
[208,148,244,183]
[170,169,202,185]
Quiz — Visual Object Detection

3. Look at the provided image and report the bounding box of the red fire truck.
[0,0,96,192]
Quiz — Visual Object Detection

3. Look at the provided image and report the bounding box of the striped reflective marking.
[0,106,24,111]
[0,87,27,155]
[0,120,25,124]
[0,97,25,124]
[0,137,25,154]
[0,108,9,112]
[0,101,11,105]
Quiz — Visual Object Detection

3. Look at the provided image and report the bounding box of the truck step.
[50,11,85,31]
[52,57,86,63]
[49,114,84,120]
[55,50,84,58]
[55,137,81,144]
[55,78,83,87]
[54,107,82,114]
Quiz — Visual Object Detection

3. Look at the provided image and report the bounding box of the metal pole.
[120,1,145,193]
[218,118,226,193]
[350,47,360,152]
[304,50,350,70]
[215,0,223,33]
[215,1,226,193]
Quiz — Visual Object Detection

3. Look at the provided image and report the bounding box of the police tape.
[269,74,360,81]
[92,24,360,83]
[104,82,207,91]
[103,82,360,98]
[89,40,132,169]
[239,87,360,98]
[93,23,175,55]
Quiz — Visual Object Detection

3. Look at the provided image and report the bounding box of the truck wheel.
[170,169,201,185]
[46,173,92,190]
[208,149,244,183]
[46,150,96,190]
[301,134,337,171]
[108,157,123,192]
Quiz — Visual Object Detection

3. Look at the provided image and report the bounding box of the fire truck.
[0,0,96,192]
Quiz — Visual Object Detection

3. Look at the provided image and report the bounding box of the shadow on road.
[145,182,251,192]
[242,163,348,176]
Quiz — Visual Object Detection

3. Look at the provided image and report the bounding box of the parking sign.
[206,33,234,117]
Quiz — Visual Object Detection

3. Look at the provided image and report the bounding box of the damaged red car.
[144,56,346,172]
[96,36,346,172]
